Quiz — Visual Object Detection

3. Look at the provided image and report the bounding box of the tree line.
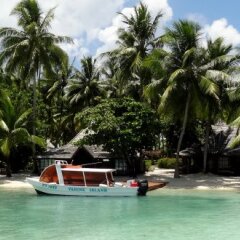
[1,0,240,177]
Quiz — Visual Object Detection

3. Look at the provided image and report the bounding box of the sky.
[1,0,240,63]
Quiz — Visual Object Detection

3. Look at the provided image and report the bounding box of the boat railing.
[81,162,102,168]
[55,160,68,165]
[55,161,66,185]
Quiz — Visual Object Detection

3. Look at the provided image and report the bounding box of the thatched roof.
[224,147,240,157]
[36,145,112,160]
[36,129,113,160]
[36,145,79,160]
[212,123,238,147]
[209,122,238,154]
[84,145,112,159]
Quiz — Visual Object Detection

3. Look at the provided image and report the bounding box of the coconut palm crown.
[0,0,72,84]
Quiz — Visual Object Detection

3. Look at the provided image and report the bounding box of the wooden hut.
[36,144,128,175]
[178,123,240,175]
[36,130,128,175]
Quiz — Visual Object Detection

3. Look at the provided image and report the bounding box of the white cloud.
[95,7,134,56]
[142,0,173,23]
[0,0,19,28]
[96,0,173,56]
[59,39,89,61]
[0,0,125,58]
[203,18,240,47]
[0,0,174,60]
[96,25,119,54]
[187,13,208,26]
[2,0,240,63]
[42,0,125,38]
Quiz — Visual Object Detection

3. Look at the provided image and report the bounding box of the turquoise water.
[1,188,240,240]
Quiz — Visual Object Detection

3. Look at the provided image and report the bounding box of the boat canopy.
[61,168,116,173]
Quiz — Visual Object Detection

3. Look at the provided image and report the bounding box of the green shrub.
[157,158,176,169]
[144,160,153,171]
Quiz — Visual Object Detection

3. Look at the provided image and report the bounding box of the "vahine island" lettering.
[67,187,108,192]
[41,184,108,193]
[41,183,57,190]
[90,188,107,192]
[68,187,85,192]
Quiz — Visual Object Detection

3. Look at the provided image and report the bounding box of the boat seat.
[114,182,123,187]
[99,184,108,187]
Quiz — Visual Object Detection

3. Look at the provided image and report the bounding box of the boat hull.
[26,178,139,197]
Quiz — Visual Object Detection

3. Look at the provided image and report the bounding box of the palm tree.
[146,20,221,178]
[0,0,71,171]
[199,38,239,172]
[47,57,76,102]
[106,2,162,99]
[38,57,77,144]
[0,0,72,85]
[0,91,45,177]
[143,48,169,110]
[100,57,124,98]
[64,56,105,109]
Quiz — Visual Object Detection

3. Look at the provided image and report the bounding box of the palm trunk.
[122,151,131,175]
[32,71,38,173]
[120,146,135,177]
[60,78,64,124]
[5,156,12,178]
[203,121,211,173]
[161,134,165,151]
[174,92,191,178]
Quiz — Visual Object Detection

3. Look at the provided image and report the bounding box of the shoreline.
[1,169,240,191]
[144,169,240,191]
[0,173,33,189]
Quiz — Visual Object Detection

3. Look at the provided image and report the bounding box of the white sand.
[1,169,240,190]
[0,173,33,189]
[144,168,240,190]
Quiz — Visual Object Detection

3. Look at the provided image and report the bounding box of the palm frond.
[169,69,185,83]
[228,88,240,102]
[31,135,46,148]
[206,70,230,81]
[230,115,240,127]
[0,138,10,157]
[40,7,55,30]
[158,83,175,112]
[14,109,32,129]
[11,128,30,144]
[143,79,163,106]
[0,120,9,134]
[228,134,240,149]
[130,52,142,71]
[0,27,24,38]
[182,47,195,67]
[199,75,220,98]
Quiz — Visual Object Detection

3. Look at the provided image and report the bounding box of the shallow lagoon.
[0,188,240,240]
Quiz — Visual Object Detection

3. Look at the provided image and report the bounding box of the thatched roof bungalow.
[36,130,128,175]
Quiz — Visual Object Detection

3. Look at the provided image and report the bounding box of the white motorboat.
[26,160,148,196]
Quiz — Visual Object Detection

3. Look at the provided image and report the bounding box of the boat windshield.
[62,170,114,186]
[40,164,115,186]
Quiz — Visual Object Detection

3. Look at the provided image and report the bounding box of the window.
[115,159,127,174]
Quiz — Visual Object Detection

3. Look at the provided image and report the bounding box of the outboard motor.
[137,179,148,196]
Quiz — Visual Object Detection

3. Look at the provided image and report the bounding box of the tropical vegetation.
[1,0,240,177]
[0,90,45,176]
[76,98,159,176]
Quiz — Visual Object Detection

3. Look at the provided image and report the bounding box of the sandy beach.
[1,168,240,191]
[0,173,33,189]
[145,168,240,190]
